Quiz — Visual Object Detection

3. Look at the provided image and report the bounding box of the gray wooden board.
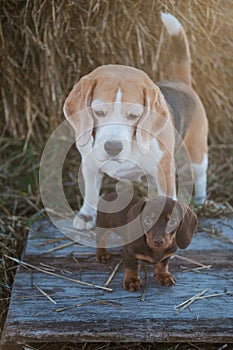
[1,216,233,346]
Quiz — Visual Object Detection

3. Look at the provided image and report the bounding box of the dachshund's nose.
[153,237,164,247]
[104,140,123,156]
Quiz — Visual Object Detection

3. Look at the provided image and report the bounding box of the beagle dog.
[63,13,208,231]
[95,192,197,292]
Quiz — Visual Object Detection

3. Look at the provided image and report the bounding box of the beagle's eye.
[167,218,177,227]
[144,216,153,225]
[94,110,105,117]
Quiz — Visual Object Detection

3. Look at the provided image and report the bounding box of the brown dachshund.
[96,192,197,292]
[96,191,140,263]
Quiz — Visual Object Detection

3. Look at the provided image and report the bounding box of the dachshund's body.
[122,232,177,291]
[96,192,197,291]
[96,191,140,263]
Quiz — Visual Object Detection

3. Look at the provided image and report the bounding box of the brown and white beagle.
[63,13,208,230]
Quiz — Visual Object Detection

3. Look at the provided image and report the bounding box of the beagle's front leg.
[146,137,176,199]
[147,155,176,199]
[73,162,104,230]
[156,150,176,199]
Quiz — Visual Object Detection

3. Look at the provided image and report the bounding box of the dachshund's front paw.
[155,273,176,287]
[123,277,142,292]
[96,248,111,264]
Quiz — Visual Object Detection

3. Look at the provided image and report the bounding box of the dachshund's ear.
[136,86,169,153]
[127,199,147,221]
[126,199,147,242]
[176,203,197,249]
[63,77,96,147]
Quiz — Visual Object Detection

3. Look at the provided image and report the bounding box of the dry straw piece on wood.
[5,255,113,292]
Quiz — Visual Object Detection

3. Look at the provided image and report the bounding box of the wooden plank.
[0,346,23,350]
[1,216,233,346]
[26,216,233,257]
[2,268,233,343]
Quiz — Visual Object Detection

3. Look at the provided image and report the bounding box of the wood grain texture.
[1,216,233,346]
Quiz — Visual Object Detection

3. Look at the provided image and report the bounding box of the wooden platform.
[1,215,233,348]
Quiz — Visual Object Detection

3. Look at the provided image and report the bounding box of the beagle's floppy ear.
[63,77,96,147]
[176,203,197,249]
[136,86,169,153]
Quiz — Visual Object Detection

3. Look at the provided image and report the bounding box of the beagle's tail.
[161,13,191,86]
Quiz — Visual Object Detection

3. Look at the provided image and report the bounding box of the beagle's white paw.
[193,195,206,206]
[73,208,97,231]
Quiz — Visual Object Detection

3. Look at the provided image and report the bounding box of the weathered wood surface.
[1,216,233,347]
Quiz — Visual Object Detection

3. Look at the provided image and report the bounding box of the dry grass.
[1,0,233,348]
[1,0,233,143]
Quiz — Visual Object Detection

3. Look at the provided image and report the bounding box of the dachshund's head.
[127,196,197,251]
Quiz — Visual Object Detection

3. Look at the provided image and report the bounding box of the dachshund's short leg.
[123,267,142,292]
[123,247,141,291]
[155,258,176,287]
[96,230,111,263]
[96,247,111,263]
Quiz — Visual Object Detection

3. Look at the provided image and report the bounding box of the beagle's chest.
[102,160,145,181]
[100,142,160,181]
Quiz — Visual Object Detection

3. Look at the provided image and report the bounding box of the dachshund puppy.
[123,196,197,291]
[96,192,197,292]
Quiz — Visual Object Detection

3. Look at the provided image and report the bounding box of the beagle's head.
[127,196,197,251]
[63,65,169,161]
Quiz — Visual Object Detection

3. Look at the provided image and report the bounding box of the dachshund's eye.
[128,113,140,120]
[144,216,153,225]
[94,110,105,117]
[167,218,177,227]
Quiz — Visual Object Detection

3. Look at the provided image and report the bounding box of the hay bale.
[1,0,232,139]
[0,0,232,202]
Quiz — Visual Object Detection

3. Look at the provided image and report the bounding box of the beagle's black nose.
[104,140,123,156]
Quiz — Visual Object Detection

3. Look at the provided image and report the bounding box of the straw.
[5,255,113,292]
